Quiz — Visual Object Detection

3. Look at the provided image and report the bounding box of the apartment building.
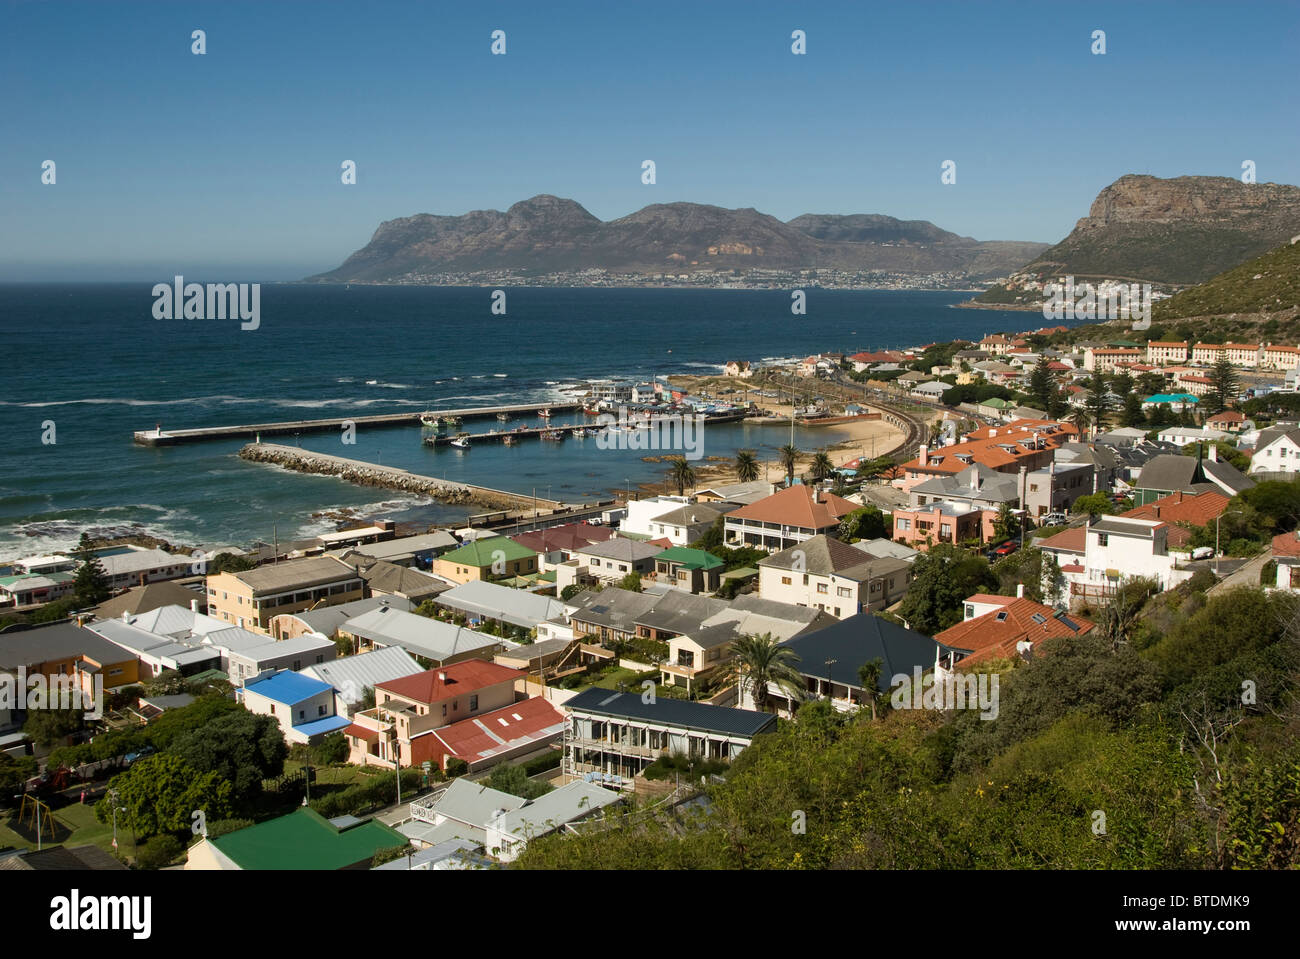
[206,556,364,635]
[1145,341,1189,365]
[757,535,912,615]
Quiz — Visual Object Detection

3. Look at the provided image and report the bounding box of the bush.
[521,751,561,776]
[444,759,469,778]
[1260,559,1278,586]
[135,834,184,870]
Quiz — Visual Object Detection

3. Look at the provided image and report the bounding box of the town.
[2,319,1297,872]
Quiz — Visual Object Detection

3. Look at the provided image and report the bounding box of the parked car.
[1041,512,1069,526]
[988,541,1018,558]
[1190,546,1214,560]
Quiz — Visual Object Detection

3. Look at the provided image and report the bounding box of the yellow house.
[431,538,538,585]
[205,557,365,635]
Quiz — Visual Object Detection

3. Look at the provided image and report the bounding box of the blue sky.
[2,0,1297,280]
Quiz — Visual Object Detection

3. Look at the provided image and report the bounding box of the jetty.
[133,402,583,447]
[237,443,563,511]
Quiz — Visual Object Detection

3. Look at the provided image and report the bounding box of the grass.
[0,797,119,856]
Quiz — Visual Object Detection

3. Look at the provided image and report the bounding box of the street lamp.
[824,658,838,701]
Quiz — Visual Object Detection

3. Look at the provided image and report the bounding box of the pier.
[133,402,583,446]
[237,443,564,511]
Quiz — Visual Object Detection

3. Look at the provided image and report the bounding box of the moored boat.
[450,432,470,449]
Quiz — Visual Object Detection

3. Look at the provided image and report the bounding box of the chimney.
[190,598,199,613]
[121,610,130,623]
[969,468,978,491]
[918,444,928,466]
[990,428,997,438]
[438,671,447,682]
[1208,444,1218,463]
[1016,583,1024,599]
[1153,504,1160,519]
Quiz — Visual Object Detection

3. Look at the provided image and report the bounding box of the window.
[270,704,276,715]
[897,518,911,531]
[802,574,809,585]
[1096,533,1109,546]
[442,704,447,716]
[781,576,792,585]
[470,694,478,711]
[816,583,828,594]
[318,705,326,716]
[837,586,852,598]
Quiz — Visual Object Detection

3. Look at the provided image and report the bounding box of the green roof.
[208,807,406,870]
[0,572,74,587]
[654,547,725,571]
[980,398,1012,409]
[536,570,558,583]
[439,537,537,568]
[719,566,759,581]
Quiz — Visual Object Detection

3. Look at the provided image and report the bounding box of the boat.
[503,434,520,446]
[442,415,462,427]
[541,429,565,442]
[420,412,440,427]
[537,408,553,419]
[450,433,470,449]
[496,412,511,422]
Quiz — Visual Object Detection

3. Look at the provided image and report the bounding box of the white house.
[1156,426,1229,447]
[239,671,351,744]
[620,496,692,537]
[1038,516,1192,604]
[1250,425,1300,476]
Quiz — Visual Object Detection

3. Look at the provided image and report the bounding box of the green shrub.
[135,834,184,870]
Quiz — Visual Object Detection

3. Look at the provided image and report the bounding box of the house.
[88,581,203,619]
[653,547,725,594]
[344,661,524,767]
[693,480,776,504]
[508,523,615,570]
[851,538,919,564]
[0,572,75,609]
[338,605,499,664]
[420,696,567,773]
[1156,426,1229,447]
[206,556,365,635]
[298,645,423,718]
[325,530,459,570]
[404,777,620,862]
[1134,452,1252,505]
[640,502,734,546]
[93,547,194,592]
[1142,393,1200,412]
[0,622,142,722]
[723,485,858,552]
[896,420,1075,494]
[757,535,912,615]
[724,360,753,378]
[185,807,408,870]
[432,538,539,585]
[620,495,693,537]
[1270,529,1300,590]
[1205,411,1248,433]
[433,580,567,634]
[909,463,1020,511]
[1037,516,1193,604]
[1250,425,1300,477]
[936,593,1095,666]
[239,671,351,744]
[743,613,957,717]
[0,845,126,871]
[1024,462,1095,517]
[557,538,663,590]
[350,559,450,604]
[891,501,993,549]
[1122,489,1231,528]
[563,687,777,780]
[912,381,948,401]
[270,596,412,643]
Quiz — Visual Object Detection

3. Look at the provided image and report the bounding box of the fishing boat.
[442,415,462,427]
[450,433,471,449]
[503,434,520,446]
[420,412,440,428]
[541,429,565,442]
[496,412,511,422]
[537,408,553,419]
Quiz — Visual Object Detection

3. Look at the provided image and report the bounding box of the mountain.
[974,175,1300,304]
[310,196,1049,283]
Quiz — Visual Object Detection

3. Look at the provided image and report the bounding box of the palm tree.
[667,456,696,496]
[778,444,800,486]
[732,633,804,713]
[1068,406,1093,439]
[809,449,835,483]
[856,658,884,721]
[735,449,759,483]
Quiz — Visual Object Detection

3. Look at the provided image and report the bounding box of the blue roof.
[1144,393,1198,404]
[292,714,352,737]
[245,670,333,706]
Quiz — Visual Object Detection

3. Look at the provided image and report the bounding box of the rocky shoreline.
[237,443,539,511]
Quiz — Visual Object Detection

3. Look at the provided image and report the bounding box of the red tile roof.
[510,523,614,554]
[416,697,566,768]
[727,485,857,529]
[936,597,1094,666]
[1122,489,1230,526]
[376,661,523,705]
[963,593,1015,607]
[902,421,1075,475]
[343,723,378,741]
[1037,526,1086,554]
[1272,530,1300,559]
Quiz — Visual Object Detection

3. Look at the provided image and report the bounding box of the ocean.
[0,284,1034,561]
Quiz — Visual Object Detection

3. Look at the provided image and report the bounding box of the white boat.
[420,412,440,428]
[496,412,511,422]
[450,433,470,449]
[538,408,553,419]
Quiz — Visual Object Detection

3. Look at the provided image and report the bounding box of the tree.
[618,571,644,592]
[1137,371,1167,397]
[839,506,886,542]
[169,710,288,808]
[71,534,110,606]
[732,633,804,713]
[735,450,759,483]
[810,450,835,483]
[1121,392,1146,428]
[560,584,585,601]
[1027,363,1055,410]
[666,456,696,496]
[1097,577,1157,651]
[23,707,83,748]
[897,544,997,635]
[97,754,233,838]
[313,732,349,766]
[1205,357,1240,415]
[1085,374,1111,435]
[486,762,554,800]
[1067,406,1092,439]
[992,502,1019,542]
[856,658,884,721]
[778,445,800,486]
[1071,491,1115,517]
